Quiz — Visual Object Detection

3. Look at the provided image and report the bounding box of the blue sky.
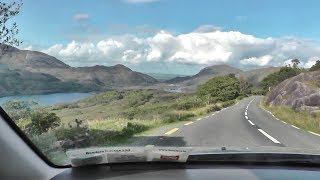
[13,0,320,74]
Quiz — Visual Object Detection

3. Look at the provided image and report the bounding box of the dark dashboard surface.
[52,163,320,180]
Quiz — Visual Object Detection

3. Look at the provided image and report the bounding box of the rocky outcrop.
[266,70,320,110]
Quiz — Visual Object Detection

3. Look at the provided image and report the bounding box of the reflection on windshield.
[1,0,320,166]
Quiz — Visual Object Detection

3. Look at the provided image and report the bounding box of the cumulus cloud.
[194,25,222,33]
[240,55,273,66]
[41,26,320,69]
[73,13,89,22]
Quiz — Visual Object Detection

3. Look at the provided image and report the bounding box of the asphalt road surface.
[132,96,320,149]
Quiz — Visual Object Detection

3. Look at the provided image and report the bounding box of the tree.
[310,60,320,71]
[291,59,300,69]
[197,74,240,102]
[260,66,300,94]
[2,100,38,121]
[0,0,22,46]
[29,109,61,135]
[238,77,253,96]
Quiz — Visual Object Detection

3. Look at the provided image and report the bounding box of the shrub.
[54,119,91,148]
[122,122,148,136]
[122,107,141,120]
[2,100,38,121]
[164,111,195,122]
[310,60,320,71]
[197,74,240,102]
[29,109,61,135]
[206,105,221,113]
[174,96,204,110]
[30,131,60,154]
[222,100,235,108]
[260,67,301,94]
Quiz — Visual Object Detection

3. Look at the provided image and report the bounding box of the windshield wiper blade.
[187,153,320,165]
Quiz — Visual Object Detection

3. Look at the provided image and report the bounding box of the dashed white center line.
[164,128,179,135]
[258,129,281,144]
[248,120,255,126]
[245,115,248,120]
[245,111,247,115]
[291,125,300,129]
[184,122,194,126]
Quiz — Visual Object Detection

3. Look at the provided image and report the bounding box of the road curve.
[131,96,320,149]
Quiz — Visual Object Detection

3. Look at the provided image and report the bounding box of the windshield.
[1,0,320,166]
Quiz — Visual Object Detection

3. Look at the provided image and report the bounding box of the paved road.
[131,96,320,149]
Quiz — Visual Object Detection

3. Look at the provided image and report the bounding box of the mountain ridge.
[0,45,157,96]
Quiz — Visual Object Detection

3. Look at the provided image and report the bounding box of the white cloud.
[124,0,159,4]
[194,25,222,33]
[240,55,273,66]
[304,57,320,68]
[41,26,320,68]
[73,13,89,22]
[22,45,33,50]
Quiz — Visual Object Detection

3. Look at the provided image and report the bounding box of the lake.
[0,93,92,106]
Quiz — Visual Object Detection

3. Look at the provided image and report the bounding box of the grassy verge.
[261,101,320,134]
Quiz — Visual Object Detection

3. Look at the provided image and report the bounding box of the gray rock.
[267,70,320,110]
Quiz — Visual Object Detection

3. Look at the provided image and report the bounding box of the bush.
[30,131,60,154]
[54,119,91,148]
[29,109,61,135]
[222,100,235,108]
[206,105,221,113]
[310,60,320,71]
[2,100,38,121]
[174,96,204,110]
[122,107,141,120]
[122,122,148,136]
[197,74,240,102]
[260,67,300,94]
[164,111,195,122]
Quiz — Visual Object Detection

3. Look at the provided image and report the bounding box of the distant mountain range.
[165,64,281,91]
[0,44,157,96]
[0,44,282,96]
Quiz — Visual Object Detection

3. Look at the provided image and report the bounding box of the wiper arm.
[187,152,320,165]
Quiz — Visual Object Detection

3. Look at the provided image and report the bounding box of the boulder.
[267,70,320,110]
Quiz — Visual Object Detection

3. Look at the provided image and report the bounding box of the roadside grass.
[50,90,240,148]
[262,102,320,134]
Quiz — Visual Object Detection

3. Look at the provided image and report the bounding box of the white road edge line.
[291,125,300,129]
[245,116,248,120]
[245,111,247,115]
[184,122,194,126]
[258,129,281,144]
[248,120,255,126]
[282,121,287,124]
[309,131,320,136]
[196,118,202,121]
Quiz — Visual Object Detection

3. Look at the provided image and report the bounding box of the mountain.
[163,64,281,93]
[266,70,320,110]
[0,67,90,97]
[166,64,242,84]
[236,67,281,85]
[146,73,188,82]
[0,44,157,96]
